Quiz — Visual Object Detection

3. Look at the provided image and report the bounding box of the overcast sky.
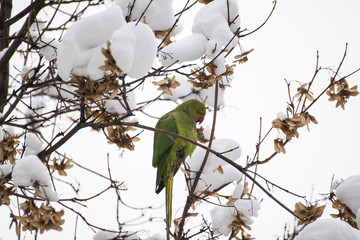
[1,0,360,239]
[236,0,360,238]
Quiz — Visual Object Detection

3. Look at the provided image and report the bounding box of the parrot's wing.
[152,112,178,167]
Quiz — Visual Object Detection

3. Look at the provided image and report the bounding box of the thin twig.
[249,117,262,195]
[157,0,190,49]
[302,43,348,113]
[240,0,277,38]
[176,80,220,238]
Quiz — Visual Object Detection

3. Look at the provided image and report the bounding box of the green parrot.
[152,99,206,239]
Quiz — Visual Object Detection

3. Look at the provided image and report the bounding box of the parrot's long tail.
[165,175,173,240]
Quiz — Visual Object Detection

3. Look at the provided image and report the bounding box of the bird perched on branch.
[152,99,206,239]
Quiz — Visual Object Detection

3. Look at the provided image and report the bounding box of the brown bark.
[0,0,12,113]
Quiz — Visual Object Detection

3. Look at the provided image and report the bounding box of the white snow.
[39,37,58,61]
[194,164,243,194]
[160,33,207,68]
[0,164,12,177]
[116,0,145,22]
[232,181,244,198]
[0,125,14,142]
[187,138,242,194]
[198,75,233,108]
[212,53,226,75]
[145,233,163,240]
[210,198,260,236]
[57,6,126,80]
[104,91,136,115]
[12,155,59,201]
[110,22,157,78]
[233,198,260,225]
[124,22,156,78]
[20,65,36,79]
[0,126,5,142]
[162,74,193,101]
[28,20,46,39]
[93,231,118,240]
[84,46,108,80]
[57,5,157,80]
[192,0,240,57]
[24,132,43,156]
[335,175,360,229]
[277,111,287,120]
[23,96,46,128]
[122,116,139,123]
[142,0,176,32]
[201,125,212,141]
[28,20,58,61]
[206,138,241,169]
[335,175,360,216]
[93,230,140,240]
[110,26,136,74]
[188,138,241,174]
[46,82,77,100]
[116,0,178,32]
[295,218,360,240]
[199,83,224,108]
[210,206,234,236]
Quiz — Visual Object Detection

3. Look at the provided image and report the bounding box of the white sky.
[236,0,360,238]
[1,0,360,239]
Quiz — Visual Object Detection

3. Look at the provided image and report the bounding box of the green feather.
[152,99,206,239]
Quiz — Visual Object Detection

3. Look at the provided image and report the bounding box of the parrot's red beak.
[199,115,204,124]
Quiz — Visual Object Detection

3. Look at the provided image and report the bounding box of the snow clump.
[24,132,43,156]
[57,6,126,80]
[104,91,136,115]
[110,22,156,78]
[20,65,36,79]
[187,138,242,193]
[57,5,157,80]
[12,155,59,201]
[211,198,260,236]
[161,74,194,101]
[159,0,240,75]
[192,0,240,57]
[160,33,207,68]
[0,164,12,177]
[295,218,360,240]
[188,138,241,174]
[197,75,233,108]
[116,0,179,32]
[28,21,59,61]
[335,175,360,227]
[294,175,360,239]
[277,111,287,121]
[93,230,140,240]
[93,231,118,240]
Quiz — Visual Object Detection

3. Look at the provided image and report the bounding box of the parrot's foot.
[176,148,185,159]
